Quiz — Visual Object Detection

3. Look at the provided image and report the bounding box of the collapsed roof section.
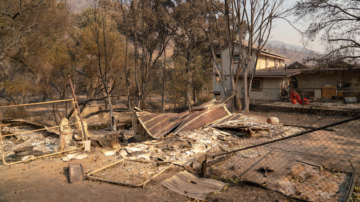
[135,111,189,140]
[133,100,232,141]
[173,104,231,134]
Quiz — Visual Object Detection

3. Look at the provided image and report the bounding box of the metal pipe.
[68,75,87,140]
[0,123,5,166]
[1,124,77,137]
[0,99,74,109]
[1,146,84,166]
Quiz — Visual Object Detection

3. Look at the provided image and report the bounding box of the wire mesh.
[206,111,360,202]
[0,99,84,165]
[86,159,173,187]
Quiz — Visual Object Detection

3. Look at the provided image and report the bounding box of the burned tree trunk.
[186,50,193,110]
[162,48,166,113]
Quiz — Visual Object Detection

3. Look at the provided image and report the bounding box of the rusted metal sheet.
[161,171,225,200]
[198,99,221,109]
[136,111,189,139]
[173,105,231,134]
[68,163,84,183]
[199,100,215,108]
[192,107,206,111]
[213,113,243,125]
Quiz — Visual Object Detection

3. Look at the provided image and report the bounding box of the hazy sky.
[269,0,325,53]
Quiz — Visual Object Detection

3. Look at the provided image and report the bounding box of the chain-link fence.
[0,99,84,165]
[204,111,360,202]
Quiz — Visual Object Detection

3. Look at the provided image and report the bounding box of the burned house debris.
[1,97,360,202]
[133,103,231,141]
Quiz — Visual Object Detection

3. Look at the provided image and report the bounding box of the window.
[251,79,262,91]
[234,56,240,61]
[337,79,351,88]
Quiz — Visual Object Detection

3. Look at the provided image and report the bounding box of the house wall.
[294,71,360,89]
[235,77,289,101]
[213,45,286,98]
[213,76,218,92]
[267,57,275,68]
[256,55,266,69]
[213,74,221,92]
[220,46,262,93]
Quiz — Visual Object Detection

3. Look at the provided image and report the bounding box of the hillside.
[67,0,91,13]
[265,41,321,65]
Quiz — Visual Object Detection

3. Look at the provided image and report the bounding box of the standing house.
[212,41,296,101]
[287,61,360,99]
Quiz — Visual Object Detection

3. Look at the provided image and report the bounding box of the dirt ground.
[0,156,290,202]
[1,110,359,202]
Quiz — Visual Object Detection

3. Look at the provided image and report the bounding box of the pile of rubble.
[120,127,238,166]
[1,99,352,201]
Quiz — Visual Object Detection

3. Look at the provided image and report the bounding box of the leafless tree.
[295,0,360,61]
[234,0,287,111]
[92,0,116,130]
[155,0,177,112]
[119,0,132,111]
[205,0,227,101]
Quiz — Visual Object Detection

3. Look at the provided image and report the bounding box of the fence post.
[302,91,304,113]
[68,75,87,140]
[0,122,5,166]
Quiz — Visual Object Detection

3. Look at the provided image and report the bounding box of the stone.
[137,153,151,161]
[119,149,128,158]
[103,150,117,156]
[290,164,305,178]
[148,145,155,151]
[74,153,88,159]
[62,157,71,162]
[190,161,201,169]
[267,117,279,125]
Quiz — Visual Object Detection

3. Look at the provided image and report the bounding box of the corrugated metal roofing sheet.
[161,171,225,200]
[136,111,189,139]
[173,105,231,134]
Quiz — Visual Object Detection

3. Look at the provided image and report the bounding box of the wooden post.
[302,92,304,113]
[0,122,5,166]
[68,75,87,140]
